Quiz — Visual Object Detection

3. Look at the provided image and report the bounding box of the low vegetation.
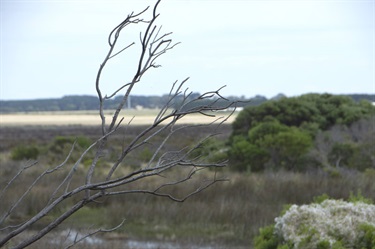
[254,194,375,249]
[10,145,39,161]
[1,122,374,248]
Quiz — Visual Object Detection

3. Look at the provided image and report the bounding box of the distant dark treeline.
[0,94,373,113]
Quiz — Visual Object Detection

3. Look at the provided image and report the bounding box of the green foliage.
[11,145,39,160]
[232,94,375,138]
[323,167,342,178]
[139,147,153,162]
[230,120,313,171]
[50,135,92,155]
[356,224,375,249]
[248,121,289,144]
[328,143,357,167]
[53,136,74,146]
[47,135,93,164]
[326,139,374,172]
[230,94,375,172]
[317,240,331,249]
[53,135,91,148]
[313,193,330,204]
[253,225,281,249]
[229,136,269,171]
[331,241,346,249]
[261,128,312,170]
[349,140,375,171]
[348,191,373,204]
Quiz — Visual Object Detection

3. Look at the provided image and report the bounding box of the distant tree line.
[0,93,260,113]
[0,94,373,113]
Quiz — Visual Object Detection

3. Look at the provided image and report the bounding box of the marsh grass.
[0,125,374,248]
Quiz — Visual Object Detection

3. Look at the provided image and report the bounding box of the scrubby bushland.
[311,116,375,171]
[254,194,375,249]
[228,94,375,172]
[2,138,374,248]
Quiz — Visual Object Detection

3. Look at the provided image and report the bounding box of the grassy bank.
[2,168,373,248]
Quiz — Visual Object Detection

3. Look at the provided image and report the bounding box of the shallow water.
[56,229,247,249]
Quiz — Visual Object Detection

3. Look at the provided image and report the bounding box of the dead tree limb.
[0,1,237,248]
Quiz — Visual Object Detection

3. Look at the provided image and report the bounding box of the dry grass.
[0,125,374,248]
[1,166,373,248]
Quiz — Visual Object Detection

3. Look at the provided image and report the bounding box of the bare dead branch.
[64,219,126,249]
[105,176,228,203]
[104,81,133,100]
[0,0,238,248]
[108,42,135,60]
[85,117,124,187]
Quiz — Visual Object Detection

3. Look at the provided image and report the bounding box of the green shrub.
[50,135,92,155]
[312,193,330,204]
[323,167,342,178]
[230,121,313,171]
[75,136,92,148]
[229,136,269,171]
[53,135,91,148]
[254,225,280,249]
[328,143,357,167]
[11,145,39,160]
[356,223,375,249]
[348,190,373,204]
[139,147,153,162]
[317,240,331,249]
[53,136,75,147]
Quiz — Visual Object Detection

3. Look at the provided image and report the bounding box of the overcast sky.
[1,0,374,100]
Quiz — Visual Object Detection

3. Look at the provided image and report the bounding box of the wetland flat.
[0,109,237,126]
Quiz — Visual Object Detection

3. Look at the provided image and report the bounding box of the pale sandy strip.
[0,114,236,126]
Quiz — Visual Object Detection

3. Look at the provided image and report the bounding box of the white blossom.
[274,199,375,248]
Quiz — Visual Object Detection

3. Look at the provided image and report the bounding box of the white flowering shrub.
[254,195,375,249]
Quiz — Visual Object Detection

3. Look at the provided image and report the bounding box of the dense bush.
[254,195,375,249]
[232,94,375,138]
[46,135,94,164]
[11,145,39,160]
[229,94,375,172]
[53,135,92,148]
[230,120,313,171]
